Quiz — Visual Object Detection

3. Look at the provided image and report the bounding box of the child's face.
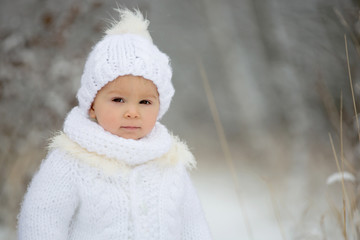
[89,75,160,140]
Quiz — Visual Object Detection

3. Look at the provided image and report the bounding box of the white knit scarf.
[63,107,173,166]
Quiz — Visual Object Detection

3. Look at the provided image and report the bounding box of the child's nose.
[124,105,140,118]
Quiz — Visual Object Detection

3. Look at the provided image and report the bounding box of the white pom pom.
[326,171,355,185]
[105,8,153,43]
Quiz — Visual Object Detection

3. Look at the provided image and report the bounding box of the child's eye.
[112,98,124,103]
[140,100,151,105]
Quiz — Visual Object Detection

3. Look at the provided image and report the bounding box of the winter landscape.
[1,0,360,239]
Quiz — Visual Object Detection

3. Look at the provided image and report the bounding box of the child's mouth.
[121,126,140,130]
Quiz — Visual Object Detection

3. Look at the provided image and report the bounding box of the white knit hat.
[77,8,174,119]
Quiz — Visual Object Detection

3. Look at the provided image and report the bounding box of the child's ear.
[89,105,96,119]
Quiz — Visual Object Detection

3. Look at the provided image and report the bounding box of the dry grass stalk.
[316,75,355,174]
[344,34,360,143]
[328,133,350,240]
[334,8,360,56]
[325,33,360,240]
[265,180,287,240]
[344,33,360,238]
[197,59,255,240]
[316,74,341,135]
[320,214,327,240]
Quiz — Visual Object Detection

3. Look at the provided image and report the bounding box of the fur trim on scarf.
[48,132,196,175]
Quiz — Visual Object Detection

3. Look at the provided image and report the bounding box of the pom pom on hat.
[105,8,152,42]
[77,8,174,119]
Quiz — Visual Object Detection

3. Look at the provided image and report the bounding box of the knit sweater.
[18,107,212,240]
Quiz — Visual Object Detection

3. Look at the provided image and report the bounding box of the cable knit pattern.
[18,8,211,240]
[18,112,212,240]
[18,150,79,239]
[75,8,175,120]
[76,8,175,119]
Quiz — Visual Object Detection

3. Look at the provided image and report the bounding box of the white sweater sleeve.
[181,170,212,240]
[18,150,79,240]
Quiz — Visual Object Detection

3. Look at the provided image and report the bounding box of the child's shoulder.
[27,135,79,184]
[48,132,126,175]
[154,134,197,170]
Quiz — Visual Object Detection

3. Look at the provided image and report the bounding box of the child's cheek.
[104,114,119,127]
[96,109,118,130]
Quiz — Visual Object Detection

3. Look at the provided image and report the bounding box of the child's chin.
[117,133,144,140]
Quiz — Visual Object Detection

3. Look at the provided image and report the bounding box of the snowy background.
[1,0,360,239]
